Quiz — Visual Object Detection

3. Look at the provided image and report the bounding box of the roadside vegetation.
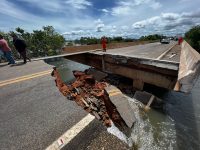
[1,25,199,62]
[70,34,162,46]
[0,26,65,59]
[139,34,165,41]
[185,25,200,53]
[71,36,135,45]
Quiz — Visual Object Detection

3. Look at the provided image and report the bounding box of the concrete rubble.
[51,67,136,138]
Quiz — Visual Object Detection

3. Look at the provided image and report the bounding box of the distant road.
[94,41,179,61]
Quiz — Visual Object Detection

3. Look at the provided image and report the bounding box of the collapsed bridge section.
[64,41,200,93]
[64,49,179,91]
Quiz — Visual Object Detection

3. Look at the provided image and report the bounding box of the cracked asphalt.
[0,60,129,150]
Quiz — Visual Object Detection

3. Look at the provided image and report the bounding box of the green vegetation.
[139,34,164,41]
[185,25,200,53]
[3,25,200,61]
[73,36,135,45]
[0,26,65,59]
[72,34,163,46]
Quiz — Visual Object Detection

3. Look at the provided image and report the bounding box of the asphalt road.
[0,61,128,150]
[94,41,178,60]
[0,42,179,150]
[0,61,52,81]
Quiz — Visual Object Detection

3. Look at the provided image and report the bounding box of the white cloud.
[62,31,71,35]
[132,16,160,29]
[111,0,162,16]
[65,0,92,9]
[110,25,117,32]
[161,13,179,20]
[101,9,109,13]
[94,19,105,32]
[0,0,41,21]
[182,11,200,18]
[18,0,66,12]
[0,0,97,34]
[148,16,160,24]
[150,1,162,9]
[111,1,131,16]
[96,24,105,32]
[1,0,200,39]
[71,30,84,35]
[132,21,146,29]
[19,0,92,12]
[94,19,103,25]
[61,9,200,39]
[132,11,200,35]
[121,25,129,30]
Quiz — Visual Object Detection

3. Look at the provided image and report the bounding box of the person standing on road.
[11,34,31,64]
[0,34,15,65]
[101,36,107,52]
[178,36,183,45]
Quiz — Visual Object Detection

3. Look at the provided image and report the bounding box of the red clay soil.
[51,67,128,131]
[62,41,153,53]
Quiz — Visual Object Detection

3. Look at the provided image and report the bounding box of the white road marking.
[45,114,95,150]
[156,44,176,60]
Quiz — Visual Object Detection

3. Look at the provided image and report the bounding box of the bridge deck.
[93,42,180,62]
[64,42,181,90]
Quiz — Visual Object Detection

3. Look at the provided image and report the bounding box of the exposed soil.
[51,68,130,134]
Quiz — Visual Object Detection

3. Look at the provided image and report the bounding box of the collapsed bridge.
[63,41,200,93]
[49,40,200,147]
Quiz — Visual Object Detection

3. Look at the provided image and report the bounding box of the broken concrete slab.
[105,85,136,128]
[52,67,136,143]
[133,91,164,110]
[85,68,108,81]
[134,91,153,104]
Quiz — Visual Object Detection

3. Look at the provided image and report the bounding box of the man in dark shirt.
[11,34,31,64]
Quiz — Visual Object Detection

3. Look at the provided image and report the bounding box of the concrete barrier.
[174,40,200,93]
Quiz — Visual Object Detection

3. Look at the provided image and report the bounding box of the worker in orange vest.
[101,36,107,52]
[178,37,183,45]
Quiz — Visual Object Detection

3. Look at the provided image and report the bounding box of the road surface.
[94,41,179,61]
[0,42,180,150]
[0,61,128,150]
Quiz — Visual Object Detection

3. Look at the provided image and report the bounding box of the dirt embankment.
[62,41,154,53]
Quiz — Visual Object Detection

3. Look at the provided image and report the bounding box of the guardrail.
[174,40,200,93]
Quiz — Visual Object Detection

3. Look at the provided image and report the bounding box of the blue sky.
[0,0,200,39]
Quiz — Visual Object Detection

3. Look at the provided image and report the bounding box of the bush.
[185,25,200,53]
[1,26,65,59]
[139,34,163,41]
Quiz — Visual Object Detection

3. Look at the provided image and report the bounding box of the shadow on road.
[10,62,26,67]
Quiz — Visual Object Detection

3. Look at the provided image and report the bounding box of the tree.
[16,27,25,34]
[0,26,65,59]
[113,36,123,42]
[139,34,163,41]
[185,25,200,53]
[15,26,65,57]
